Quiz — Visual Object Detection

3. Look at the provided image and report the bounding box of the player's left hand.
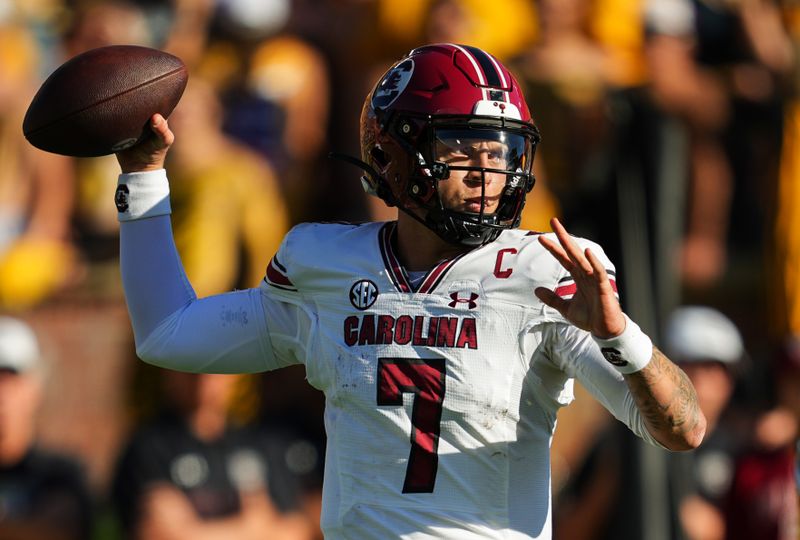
[534,217,626,339]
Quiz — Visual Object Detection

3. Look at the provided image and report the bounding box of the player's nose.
[464,167,495,186]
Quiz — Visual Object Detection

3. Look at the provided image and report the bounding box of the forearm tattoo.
[625,346,703,445]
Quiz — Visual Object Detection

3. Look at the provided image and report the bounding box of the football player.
[114,44,706,539]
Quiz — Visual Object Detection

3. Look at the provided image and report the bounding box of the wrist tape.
[116,169,171,221]
[592,315,653,374]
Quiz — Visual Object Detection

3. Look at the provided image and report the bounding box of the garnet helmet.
[359,43,540,246]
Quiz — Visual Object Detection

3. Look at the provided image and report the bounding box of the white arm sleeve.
[118,170,304,374]
[543,322,665,448]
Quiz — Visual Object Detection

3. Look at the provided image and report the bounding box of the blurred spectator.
[206,1,332,226]
[111,367,314,540]
[722,408,798,540]
[63,0,153,54]
[553,305,798,540]
[668,307,799,540]
[244,34,330,224]
[510,0,638,254]
[0,316,93,540]
[377,0,536,60]
[62,0,155,263]
[665,306,749,540]
[165,76,289,296]
[776,337,800,428]
[257,366,326,540]
[774,3,800,341]
[0,22,78,310]
[645,0,792,291]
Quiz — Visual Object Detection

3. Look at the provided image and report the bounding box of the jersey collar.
[378,222,466,294]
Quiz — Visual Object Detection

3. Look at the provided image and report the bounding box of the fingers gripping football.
[115,114,174,174]
[534,218,626,339]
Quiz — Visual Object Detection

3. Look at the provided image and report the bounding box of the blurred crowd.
[0,0,799,538]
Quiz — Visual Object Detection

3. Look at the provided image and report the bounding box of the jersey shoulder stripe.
[261,221,383,298]
[264,255,296,291]
[554,272,618,300]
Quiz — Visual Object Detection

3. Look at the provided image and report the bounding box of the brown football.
[23,45,188,157]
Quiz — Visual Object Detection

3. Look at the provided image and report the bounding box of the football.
[23,45,188,158]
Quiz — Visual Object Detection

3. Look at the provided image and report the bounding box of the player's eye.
[436,143,470,162]
[487,150,505,163]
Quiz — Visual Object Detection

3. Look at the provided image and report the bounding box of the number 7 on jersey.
[377,358,446,493]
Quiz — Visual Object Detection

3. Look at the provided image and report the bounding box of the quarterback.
[114,44,705,539]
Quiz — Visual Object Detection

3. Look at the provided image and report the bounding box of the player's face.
[433,133,515,214]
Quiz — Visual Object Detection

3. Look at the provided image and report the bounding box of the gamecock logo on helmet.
[372,59,414,109]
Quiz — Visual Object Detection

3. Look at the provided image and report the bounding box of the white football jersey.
[257,221,660,540]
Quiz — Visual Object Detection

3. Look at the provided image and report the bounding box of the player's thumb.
[150,114,174,147]
[534,287,567,314]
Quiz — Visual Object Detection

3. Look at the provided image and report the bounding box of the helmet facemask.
[381,112,540,246]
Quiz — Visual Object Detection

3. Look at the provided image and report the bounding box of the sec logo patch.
[350,280,378,310]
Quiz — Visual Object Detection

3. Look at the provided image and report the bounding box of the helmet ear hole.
[409,180,435,202]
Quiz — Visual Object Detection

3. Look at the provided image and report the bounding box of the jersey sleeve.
[535,238,664,448]
[543,322,664,448]
[257,224,320,370]
[119,170,308,373]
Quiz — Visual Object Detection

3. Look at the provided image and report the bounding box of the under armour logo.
[601,347,629,367]
[430,162,449,179]
[448,292,479,309]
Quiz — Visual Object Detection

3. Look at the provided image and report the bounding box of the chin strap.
[327,151,400,206]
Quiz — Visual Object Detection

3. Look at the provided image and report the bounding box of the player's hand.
[534,217,626,339]
[115,113,174,174]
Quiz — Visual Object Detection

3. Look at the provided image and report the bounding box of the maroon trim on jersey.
[379,222,466,294]
[555,281,576,299]
[606,270,618,294]
[417,254,465,294]
[379,222,411,293]
[272,255,288,273]
[265,256,296,291]
[555,273,618,299]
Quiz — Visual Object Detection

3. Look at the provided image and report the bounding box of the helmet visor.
[432,129,533,176]
[425,128,534,226]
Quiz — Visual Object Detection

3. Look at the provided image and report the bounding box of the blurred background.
[0,0,799,538]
